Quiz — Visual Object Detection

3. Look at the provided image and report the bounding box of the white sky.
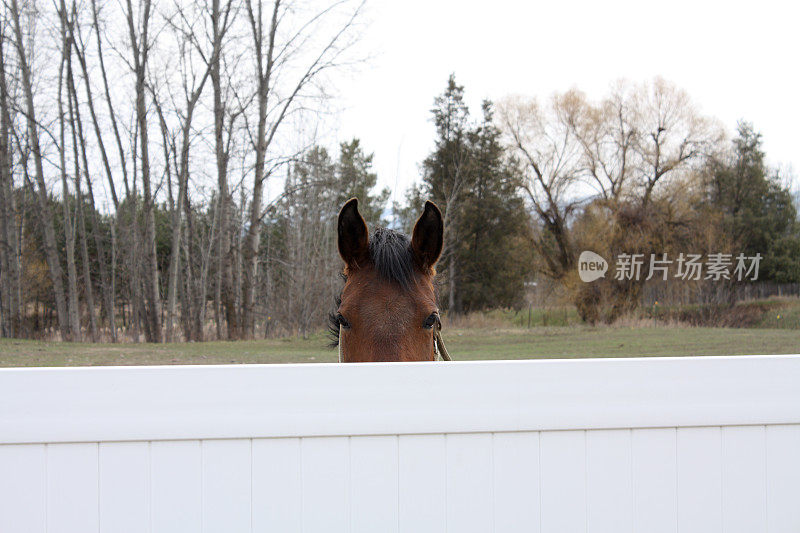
[331,0,799,206]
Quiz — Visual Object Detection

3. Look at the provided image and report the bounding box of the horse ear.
[411,201,443,270]
[338,198,369,268]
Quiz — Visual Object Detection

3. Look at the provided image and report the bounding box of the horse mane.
[327,293,342,348]
[329,227,415,348]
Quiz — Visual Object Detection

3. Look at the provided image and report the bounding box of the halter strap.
[434,324,452,361]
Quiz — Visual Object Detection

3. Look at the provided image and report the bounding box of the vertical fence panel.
[766,424,800,533]
[350,435,399,533]
[586,429,633,533]
[445,433,493,533]
[632,428,677,533]
[252,438,302,533]
[722,426,767,533]
[0,444,46,533]
[151,440,201,533]
[676,427,722,533]
[202,439,252,533]
[492,431,540,533]
[540,430,586,533]
[47,443,99,533]
[301,436,350,533]
[99,442,150,533]
[398,434,446,533]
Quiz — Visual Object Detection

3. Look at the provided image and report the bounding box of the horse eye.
[337,313,351,330]
[423,313,438,330]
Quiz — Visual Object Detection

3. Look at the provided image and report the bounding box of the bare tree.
[88,0,126,201]
[210,0,242,340]
[158,0,237,342]
[499,79,724,322]
[0,23,22,336]
[55,0,82,340]
[563,85,637,202]
[123,0,162,342]
[497,93,584,280]
[631,78,723,207]
[68,0,116,341]
[236,0,363,338]
[7,0,72,340]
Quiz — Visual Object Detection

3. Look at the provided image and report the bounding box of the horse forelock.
[369,227,414,290]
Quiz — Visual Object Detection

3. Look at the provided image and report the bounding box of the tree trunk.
[126,0,161,342]
[158,104,181,343]
[0,32,21,337]
[68,22,116,341]
[9,0,71,341]
[57,1,82,341]
[211,0,236,339]
[63,32,97,341]
[241,0,281,339]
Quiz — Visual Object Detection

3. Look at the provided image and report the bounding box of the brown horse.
[330,198,444,362]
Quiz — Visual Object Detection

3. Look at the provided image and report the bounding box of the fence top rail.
[1,355,799,445]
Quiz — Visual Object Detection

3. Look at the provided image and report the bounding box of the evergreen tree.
[421,74,472,313]
[418,77,534,312]
[707,122,800,282]
[334,139,390,228]
[263,141,392,335]
[459,101,533,310]
[265,146,338,336]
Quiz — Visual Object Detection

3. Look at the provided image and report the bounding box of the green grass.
[0,334,337,367]
[468,307,581,328]
[442,326,800,359]
[1,326,797,367]
[756,299,800,329]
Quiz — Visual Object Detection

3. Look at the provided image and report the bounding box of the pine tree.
[419,77,533,312]
[421,74,472,313]
[334,139,390,228]
[708,122,800,282]
[459,101,532,310]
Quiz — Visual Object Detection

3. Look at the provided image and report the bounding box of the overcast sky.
[329,0,799,207]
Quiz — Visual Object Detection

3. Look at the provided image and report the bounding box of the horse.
[329,197,445,362]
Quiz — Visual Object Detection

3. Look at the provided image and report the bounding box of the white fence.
[1,355,799,532]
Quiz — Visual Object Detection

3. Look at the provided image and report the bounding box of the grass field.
[1,325,797,367]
